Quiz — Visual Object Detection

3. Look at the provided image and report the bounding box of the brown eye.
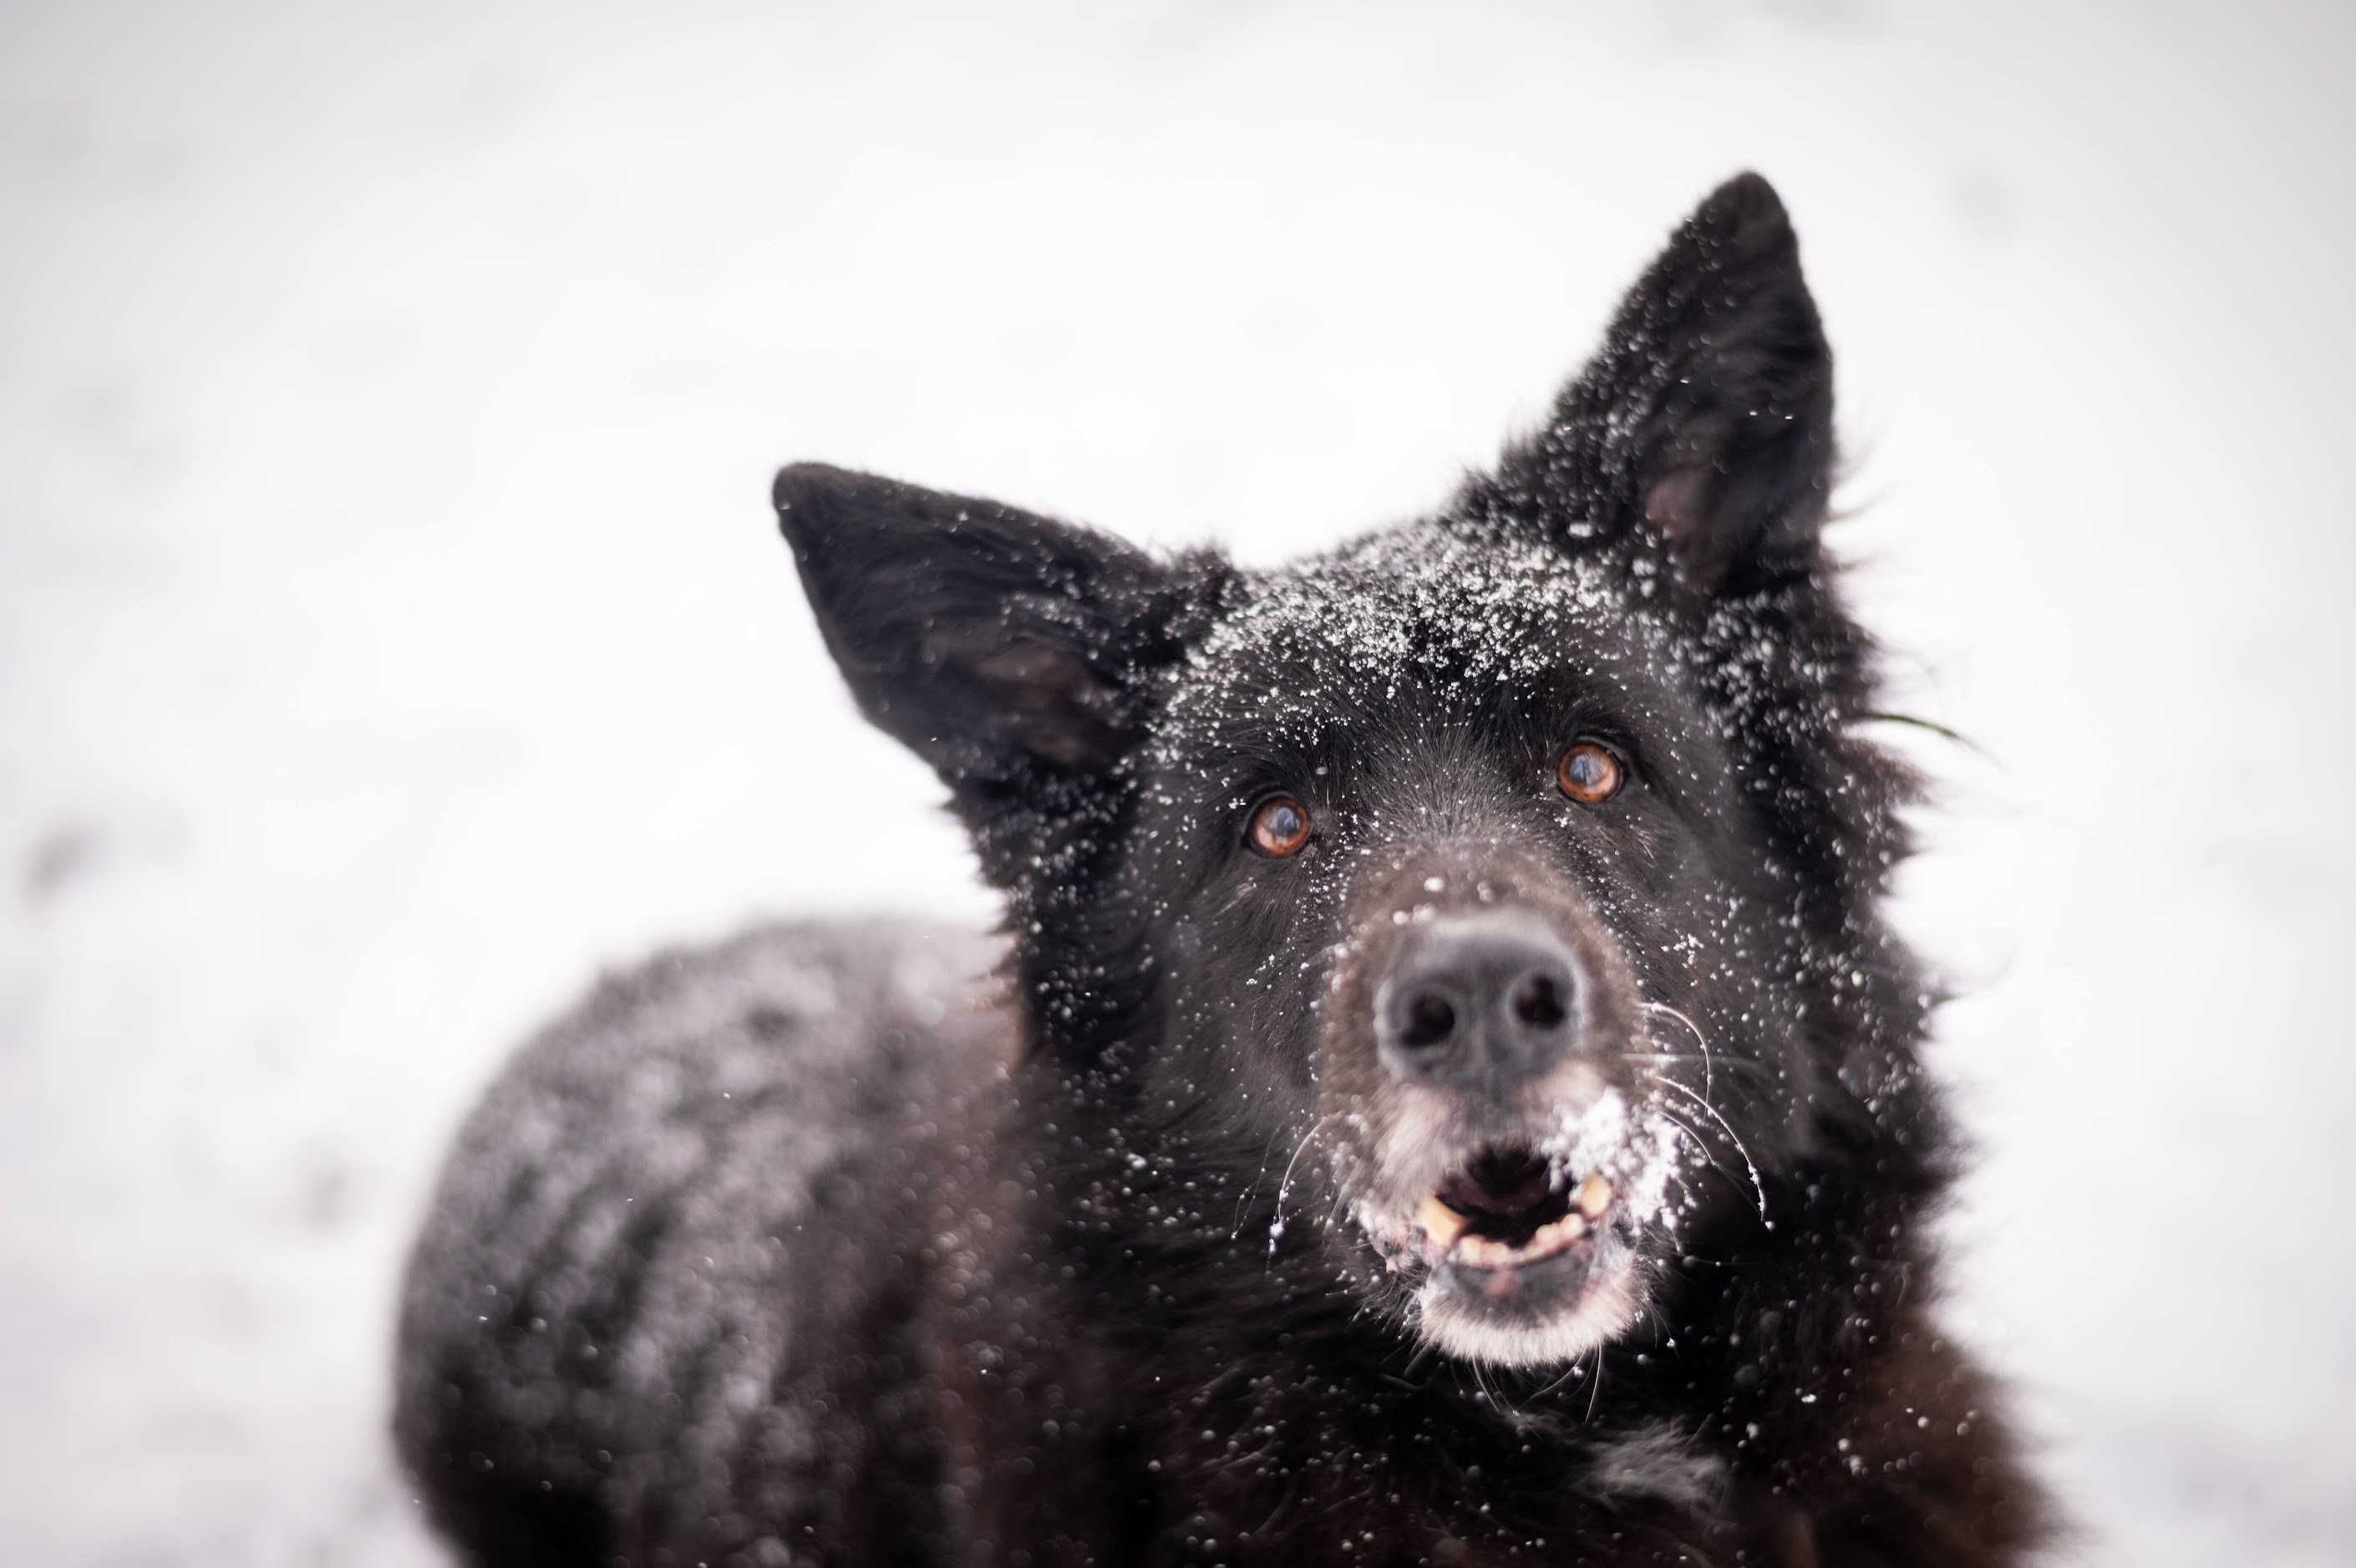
[1247,795,1313,858]
[1556,741,1626,804]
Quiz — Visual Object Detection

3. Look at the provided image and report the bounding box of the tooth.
[1577,1175,1614,1219]
[1419,1195,1468,1250]
[1531,1213,1586,1252]
[1460,1235,1516,1269]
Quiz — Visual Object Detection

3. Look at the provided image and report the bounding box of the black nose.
[1373,911,1583,1092]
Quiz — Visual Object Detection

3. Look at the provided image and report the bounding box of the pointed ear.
[1501,173,1835,596]
[774,463,1184,789]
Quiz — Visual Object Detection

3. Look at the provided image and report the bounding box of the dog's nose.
[1373,911,1582,1092]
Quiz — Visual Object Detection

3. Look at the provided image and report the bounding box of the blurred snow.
[2,0,2351,1561]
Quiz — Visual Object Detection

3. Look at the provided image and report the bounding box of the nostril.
[1398,991,1457,1051]
[1378,916,1583,1087]
[1510,972,1568,1032]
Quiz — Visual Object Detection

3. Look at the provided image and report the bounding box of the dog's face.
[1125,529,1739,1366]
[779,175,1914,1369]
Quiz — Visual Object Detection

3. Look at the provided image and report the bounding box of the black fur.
[396,175,2054,1565]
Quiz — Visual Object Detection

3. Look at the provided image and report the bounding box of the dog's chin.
[1414,1245,1645,1368]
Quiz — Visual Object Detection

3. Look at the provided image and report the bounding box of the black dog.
[395,174,2053,1565]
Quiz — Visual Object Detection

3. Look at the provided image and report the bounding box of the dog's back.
[394,919,1008,1565]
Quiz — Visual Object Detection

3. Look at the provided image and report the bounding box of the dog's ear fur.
[774,464,1185,794]
[1491,172,1835,598]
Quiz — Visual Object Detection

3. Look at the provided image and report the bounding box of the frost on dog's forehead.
[1151,525,1673,751]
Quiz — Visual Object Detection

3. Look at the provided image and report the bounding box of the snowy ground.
[3,2,2351,1562]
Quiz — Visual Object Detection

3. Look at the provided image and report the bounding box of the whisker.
[1653,1108,1738,1201]
[1528,1356,1586,1403]
[1648,1074,1768,1224]
[1267,1113,1338,1261]
[1640,1001,1716,1104]
[1856,708,1983,756]
[1620,1052,1775,1094]
[1654,1108,1709,1162]
[1320,1180,1354,1243]
[1620,1052,1770,1073]
[1232,1120,1292,1240]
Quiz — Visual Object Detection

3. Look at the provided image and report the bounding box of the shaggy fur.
[396,174,2054,1565]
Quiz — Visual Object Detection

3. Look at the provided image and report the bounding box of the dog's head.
[777,175,1922,1369]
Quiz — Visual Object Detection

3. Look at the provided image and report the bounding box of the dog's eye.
[1556,741,1626,804]
[1247,795,1313,858]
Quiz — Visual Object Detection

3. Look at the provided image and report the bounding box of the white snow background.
[3,1,2351,1561]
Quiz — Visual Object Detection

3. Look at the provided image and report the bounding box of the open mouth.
[1348,1122,1659,1363]
[1413,1144,1615,1277]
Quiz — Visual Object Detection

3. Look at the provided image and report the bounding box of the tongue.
[1437,1153,1555,1218]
